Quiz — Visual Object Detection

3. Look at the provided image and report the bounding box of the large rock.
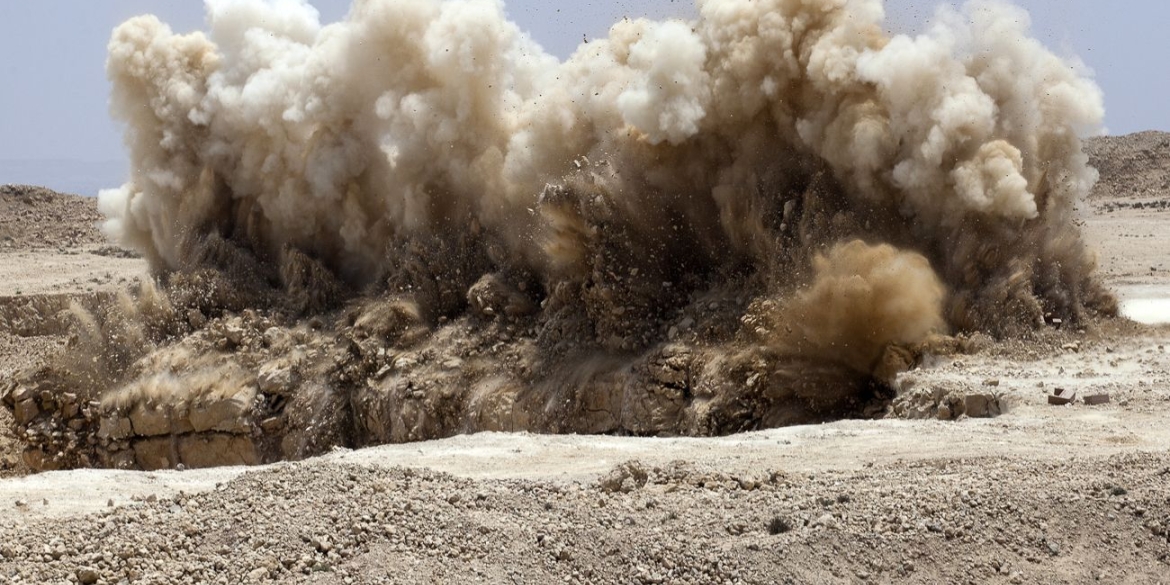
[179,434,259,468]
[97,415,133,440]
[188,387,256,434]
[963,393,1003,418]
[257,361,298,395]
[132,434,259,470]
[133,438,179,471]
[22,448,63,472]
[129,402,194,437]
[13,399,39,426]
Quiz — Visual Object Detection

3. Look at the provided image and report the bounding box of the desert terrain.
[0,132,1166,583]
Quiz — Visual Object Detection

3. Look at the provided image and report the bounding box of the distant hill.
[0,184,105,250]
[1085,131,1170,199]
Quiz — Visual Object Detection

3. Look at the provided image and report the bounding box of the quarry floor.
[0,197,1168,583]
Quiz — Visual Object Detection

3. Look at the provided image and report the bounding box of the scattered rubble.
[2,454,1169,584]
[889,379,1004,421]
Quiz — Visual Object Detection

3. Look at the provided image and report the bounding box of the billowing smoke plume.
[71,0,1118,457]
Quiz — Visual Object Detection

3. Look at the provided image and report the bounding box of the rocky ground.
[0,185,143,479]
[1,132,1169,584]
[1,451,1168,584]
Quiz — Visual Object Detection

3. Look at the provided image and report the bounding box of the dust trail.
[10,0,1119,469]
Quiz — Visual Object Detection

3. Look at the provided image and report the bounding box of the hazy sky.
[0,0,1166,167]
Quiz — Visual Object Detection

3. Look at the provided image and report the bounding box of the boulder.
[188,387,255,434]
[97,415,133,440]
[964,393,1002,418]
[133,438,178,471]
[179,434,259,468]
[257,362,298,395]
[128,402,168,436]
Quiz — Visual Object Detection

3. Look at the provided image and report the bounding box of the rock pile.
[0,381,99,471]
[888,379,1004,421]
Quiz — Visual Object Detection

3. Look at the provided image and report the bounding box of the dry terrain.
[0,132,1169,584]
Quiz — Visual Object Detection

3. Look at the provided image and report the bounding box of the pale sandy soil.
[0,246,146,297]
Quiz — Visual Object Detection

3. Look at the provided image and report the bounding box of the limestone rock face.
[180,434,260,468]
[188,387,255,434]
[3,294,931,473]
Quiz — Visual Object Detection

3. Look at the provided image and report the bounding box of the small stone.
[187,308,208,329]
[260,417,284,433]
[813,514,838,529]
[598,461,649,493]
[1047,541,1060,555]
[312,536,333,553]
[14,398,39,426]
[224,323,246,345]
[936,404,952,420]
[964,393,1001,418]
[77,567,99,585]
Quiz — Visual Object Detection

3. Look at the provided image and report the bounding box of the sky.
[0,0,1166,193]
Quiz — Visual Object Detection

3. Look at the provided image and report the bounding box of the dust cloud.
[19,0,1122,468]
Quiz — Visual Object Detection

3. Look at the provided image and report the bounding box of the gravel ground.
[2,453,1169,584]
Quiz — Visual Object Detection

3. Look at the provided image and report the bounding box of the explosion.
[7,0,1118,470]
